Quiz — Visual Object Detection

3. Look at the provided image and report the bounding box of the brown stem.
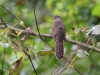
[0,25,100,53]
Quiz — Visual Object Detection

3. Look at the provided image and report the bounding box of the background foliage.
[0,0,100,75]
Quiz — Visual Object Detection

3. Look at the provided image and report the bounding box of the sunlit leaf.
[92,4,100,17]
[0,26,11,32]
[36,50,54,56]
[16,30,23,36]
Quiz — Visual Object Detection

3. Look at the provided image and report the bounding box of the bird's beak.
[51,16,54,21]
[51,17,54,21]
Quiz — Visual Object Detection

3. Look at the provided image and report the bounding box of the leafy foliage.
[0,0,100,75]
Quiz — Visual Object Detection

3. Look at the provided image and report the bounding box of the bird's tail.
[55,40,64,60]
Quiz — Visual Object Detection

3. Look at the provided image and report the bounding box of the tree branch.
[0,25,100,53]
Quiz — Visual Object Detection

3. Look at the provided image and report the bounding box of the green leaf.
[36,50,54,56]
[92,4,100,17]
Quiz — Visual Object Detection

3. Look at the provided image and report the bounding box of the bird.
[52,15,66,60]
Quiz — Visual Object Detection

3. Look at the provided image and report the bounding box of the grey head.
[53,15,62,21]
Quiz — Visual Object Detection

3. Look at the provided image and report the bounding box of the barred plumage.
[52,16,66,60]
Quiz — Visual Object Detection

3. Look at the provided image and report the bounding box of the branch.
[0,25,100,53]
[22,49,38,75]
[10,39,38,75]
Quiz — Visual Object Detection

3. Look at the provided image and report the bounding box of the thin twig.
[0,5,20,22]
[22,49,38,75]
[39,56,51,75]
[33,6,54,50]
[1,44,6,75]
[53,47,78,75]
[11,40,38,75]
[74,67,82,75]
[54,39,87,75]
[33,5,41,36]
[0,17,7,27]
[33,6,54,75]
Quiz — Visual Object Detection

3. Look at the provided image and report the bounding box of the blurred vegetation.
[0,0,100,75]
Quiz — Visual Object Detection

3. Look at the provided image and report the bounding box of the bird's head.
[53,15,62,21]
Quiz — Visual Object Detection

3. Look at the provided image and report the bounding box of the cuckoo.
[52,15,66,60]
